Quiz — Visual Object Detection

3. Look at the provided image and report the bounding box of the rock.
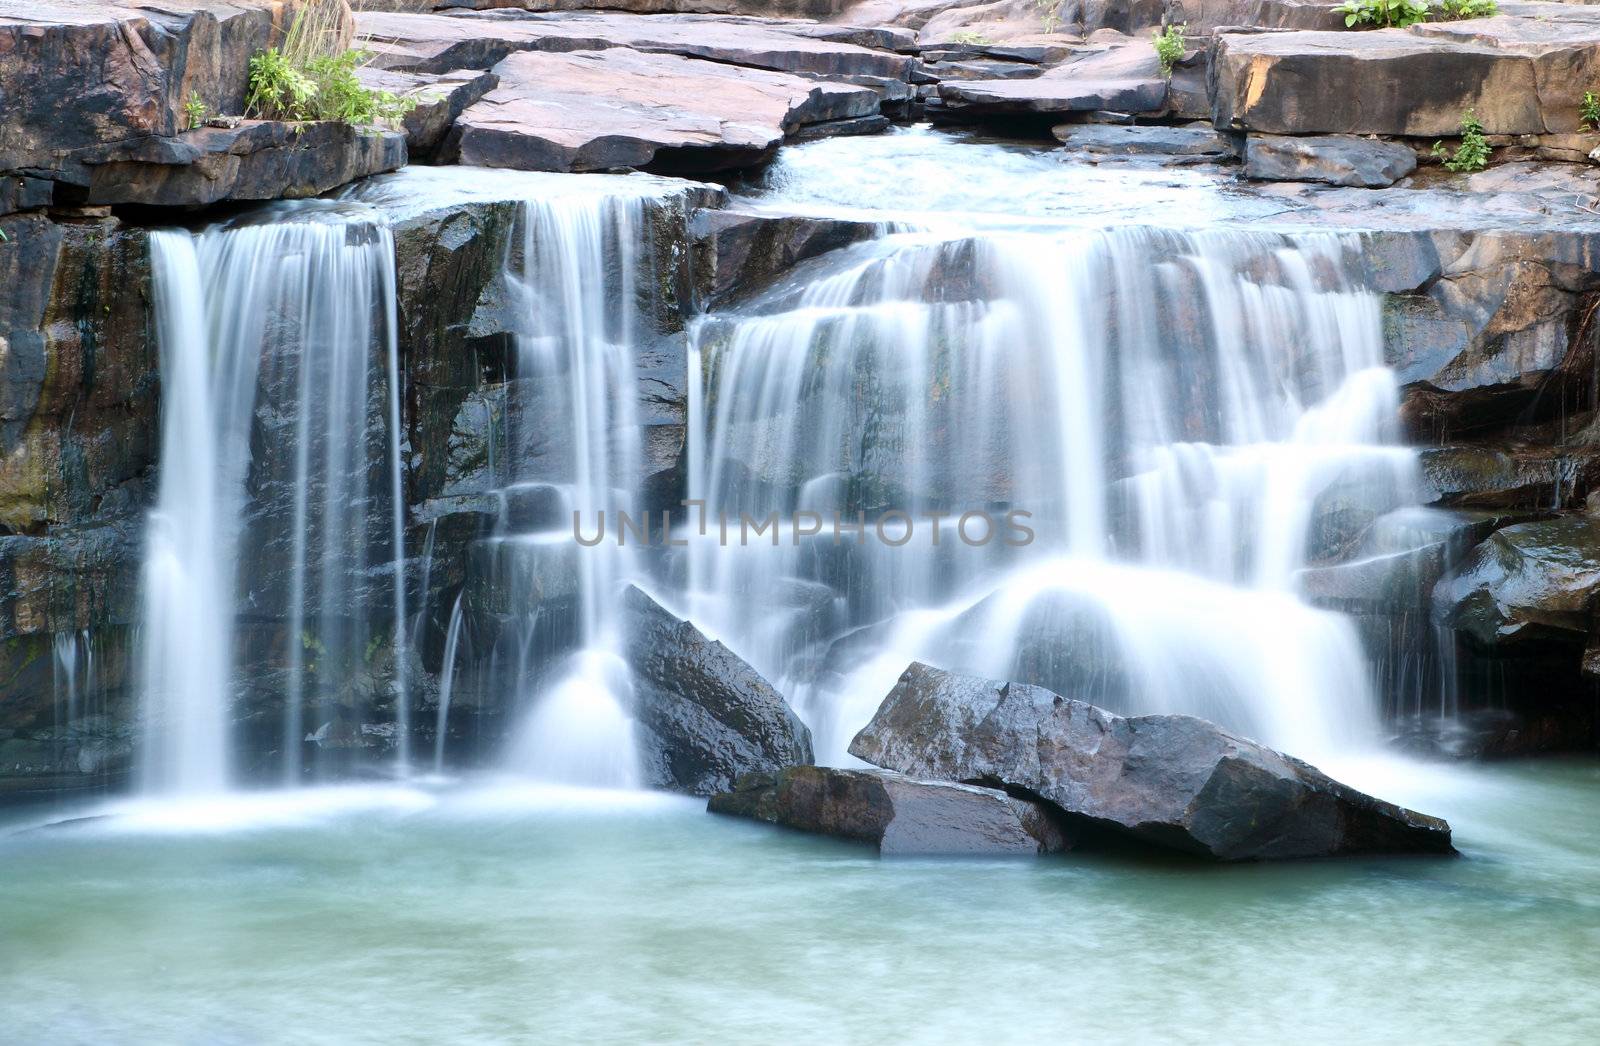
[1211,16,1600,137]
[356,67,500,157]
[937,44,1168,116]
[0,1,278,187]
[1053,123,1239,161]
[849,663,1456,860]
[443,48,879,172]
[690,206,883,307]
[708,765,1073,855]
[0,175,53,216]
[78,121,408,207]
[359,10,915,81]
[1418,447,1600,511]
[624,585,813,795]
[1434,516,1600,646]
[1244,134,1418,188]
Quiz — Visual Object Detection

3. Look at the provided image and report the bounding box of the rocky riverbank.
[5,0,1600,794]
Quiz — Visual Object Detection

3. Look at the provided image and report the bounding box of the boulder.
[442,48,880,172]
[708,765,1073,855]
[849,663,1456,860]
[1434,516,1600,646]
[356,67,501,157]
[1419,446,1600,511]
[623,585,813,795]
[1210,17,1600,137]
[0,1,278,185]
[77,121,408,207]
[1244,134,1418,188]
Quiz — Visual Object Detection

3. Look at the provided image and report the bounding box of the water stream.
[142,207,408,792]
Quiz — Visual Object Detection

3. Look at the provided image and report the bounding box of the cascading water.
[141,206,409,793]
[685,225,1420,763]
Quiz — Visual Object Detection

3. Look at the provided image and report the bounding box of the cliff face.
[7,0,1600,794]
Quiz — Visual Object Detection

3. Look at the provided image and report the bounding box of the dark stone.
[80,121,408,208]
[623,585,812,795]
[849,663,1456,860]
[689,206,883,308]
[708,765,1073,855]
[1244,134,1418,188]
[1434,516,1600,647]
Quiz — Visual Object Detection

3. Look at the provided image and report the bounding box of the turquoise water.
[1,759,1596,1044]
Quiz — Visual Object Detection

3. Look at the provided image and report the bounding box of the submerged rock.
[708,765,1073,855]
[624,585,813,795]
[849,663,1456,861]
[1244,134,1417,188]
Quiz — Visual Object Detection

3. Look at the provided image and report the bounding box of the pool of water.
[3,759,1596,1043]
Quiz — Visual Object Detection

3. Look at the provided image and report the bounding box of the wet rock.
[1053,123,1239,162]
[690,206,883,307]
[1244,134,1417,188]
[850,663,1456,860]
[79,121,408,207]
[708,765,1073,855]
[442,48,880,172]
[0,211,156,533]
[0,175,53,216]
[1418,446,1598,511]
[1434,516,1600,646]
[623,585,813,795]
[356,67,501,158]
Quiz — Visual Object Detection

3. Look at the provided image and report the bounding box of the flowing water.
[686,142,1419,764]
[142,207,408,792]
[27,128,1595,1042]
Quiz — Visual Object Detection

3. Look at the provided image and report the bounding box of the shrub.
[1153,24,1186,79]
[1583,91,1600,131]
[1336,0,1431,28]
[1432,109,1491,172]
[245,2,414,127]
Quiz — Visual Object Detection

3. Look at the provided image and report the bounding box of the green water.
[1,760,1596,1044]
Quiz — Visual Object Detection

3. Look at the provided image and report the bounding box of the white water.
[141,207,408,793]
[686,226,1417,763]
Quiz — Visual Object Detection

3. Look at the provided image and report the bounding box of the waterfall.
[141,205,409,793]
[489,191,657,787]
[685,226,1417,763]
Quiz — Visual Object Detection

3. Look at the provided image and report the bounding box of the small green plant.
[183,92,210,130]
[1438,0,1498,18]
[1583,91,1600,131]
[1336,0,1431,28]
[1432,109,1491,172]
[245,3,415,127]
[1153,24,1186,79]
[949,30,992,46]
